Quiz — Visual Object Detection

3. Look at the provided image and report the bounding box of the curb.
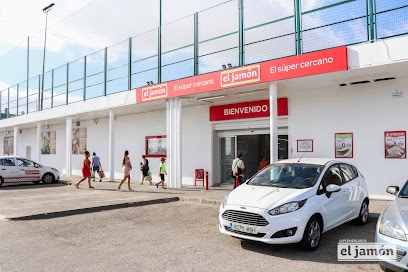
[8,197,180,221]
[179,196,222,206]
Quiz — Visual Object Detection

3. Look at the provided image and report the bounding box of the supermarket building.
[0,0,408,198]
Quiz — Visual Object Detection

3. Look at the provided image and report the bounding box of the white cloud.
[0,0,231,88]
[0,0,94,55]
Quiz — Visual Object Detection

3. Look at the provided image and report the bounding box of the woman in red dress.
[75,151,94,189]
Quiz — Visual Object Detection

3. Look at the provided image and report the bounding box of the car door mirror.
[325,184,341,198]
[386,186,399,195]
[326,184,341,193]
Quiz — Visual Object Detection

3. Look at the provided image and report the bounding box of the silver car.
[0,156,60,186]
[376,182,408,272]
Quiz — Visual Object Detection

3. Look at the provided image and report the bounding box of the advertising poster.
[335,133,353,158]
[297,139,313,152]
[146,136,166,157]
[3,136,13,155]
[72,127,87,155]
[385,131,406,159]
[41,131,56,154]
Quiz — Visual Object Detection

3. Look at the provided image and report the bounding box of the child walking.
[155,157,167,189]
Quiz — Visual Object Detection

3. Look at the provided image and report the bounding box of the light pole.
[40,3,55,111]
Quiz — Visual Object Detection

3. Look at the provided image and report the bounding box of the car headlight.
[221,195,228,209]
[379,217,407,241]
[268,199,307,216]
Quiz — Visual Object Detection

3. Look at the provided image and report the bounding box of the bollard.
[205,171,209,190]
[235,175,239,188]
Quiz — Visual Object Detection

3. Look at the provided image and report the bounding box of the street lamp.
[40,3,55,111]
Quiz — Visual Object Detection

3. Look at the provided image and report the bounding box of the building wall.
[6,104,213,186]
[3,37,408,197]
[286,77,408,198]
[181,105,213,185]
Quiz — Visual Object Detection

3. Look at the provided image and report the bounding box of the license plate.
[229,222,258,234]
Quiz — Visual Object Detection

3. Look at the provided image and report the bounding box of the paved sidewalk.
[0,176,392,221]
[0,176,230,220]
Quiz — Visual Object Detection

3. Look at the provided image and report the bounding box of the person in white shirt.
[231,153,245,188]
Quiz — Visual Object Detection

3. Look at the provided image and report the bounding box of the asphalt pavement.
[0,176,392,221]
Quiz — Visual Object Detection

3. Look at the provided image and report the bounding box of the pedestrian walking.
[232,153,245,189]
[91,152,103,182]
[155,157,167,189]
[75,151,94,189]
[118,150,133,191]
[140,154,152,185]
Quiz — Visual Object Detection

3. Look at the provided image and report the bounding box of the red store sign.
[136,46,347,103]
[210,98,288,121]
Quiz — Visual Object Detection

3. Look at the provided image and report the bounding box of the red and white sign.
[210,98,288,121]
[136,46,347,103]
[141,84,168,102]
[220,65,261,88]
[261,46,347,81]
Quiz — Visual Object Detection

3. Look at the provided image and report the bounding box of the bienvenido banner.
[136,46,347,103]
[209,99,288,121]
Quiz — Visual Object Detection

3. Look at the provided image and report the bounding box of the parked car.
[0,156,60,185]
[376,182,408,272]
[219,158,369,250]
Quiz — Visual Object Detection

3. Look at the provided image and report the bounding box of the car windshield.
[247,163,323,188]
[399,181,408,197]
[16,158,37,167]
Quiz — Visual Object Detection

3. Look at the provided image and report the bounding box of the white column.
[166,98,182,189]
[36,122,41,162]
[269,82,278,163]
[66,117,72,177]
[109,110,115,182]
[13,126,19,156]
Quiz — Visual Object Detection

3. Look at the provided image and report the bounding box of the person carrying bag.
[231,153,245,189]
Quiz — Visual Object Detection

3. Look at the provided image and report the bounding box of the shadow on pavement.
[239,217,379,265]
[0,182,65,190]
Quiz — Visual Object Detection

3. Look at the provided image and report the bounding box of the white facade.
[2,36,408,198]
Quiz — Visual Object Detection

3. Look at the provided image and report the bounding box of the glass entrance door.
[220,137,236,184]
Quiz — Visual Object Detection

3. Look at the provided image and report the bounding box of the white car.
[219,158,369,250]
[375,182,408,272]
[0,156,60,186]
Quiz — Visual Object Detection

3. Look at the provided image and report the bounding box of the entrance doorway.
[219,134,288,184]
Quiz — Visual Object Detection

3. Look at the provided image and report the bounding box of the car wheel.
[42,173,55,184]
[354,199,369,225]
[0,176,3,186]
[301,216,322,251]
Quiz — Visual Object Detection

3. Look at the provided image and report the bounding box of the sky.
[0,0,228,88]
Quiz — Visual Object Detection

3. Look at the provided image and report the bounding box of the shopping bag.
[98,169,105,178]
